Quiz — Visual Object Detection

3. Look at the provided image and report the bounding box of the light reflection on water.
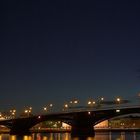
[0,132,140,140]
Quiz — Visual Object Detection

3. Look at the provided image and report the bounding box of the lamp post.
[24,109,29,117]
[24,107,32,117]
[96,97,104,108]
[87,100,96,108]
[29,107,32,111]
[43,106,48,114]
[49,104,53,112]
[74,100,78,104]
[63,104,68,111]
[88,101,92,105]
[101,97,104,101]
[116,97,121,104]
[29,107,32,115]
[69,99,79,110]
[43,107,47,111]
[10,109,16,118]
[43,103,53,113]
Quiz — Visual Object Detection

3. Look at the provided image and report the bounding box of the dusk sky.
[1,0,140,112]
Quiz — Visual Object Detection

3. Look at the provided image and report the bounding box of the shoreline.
[95,128,140,132]
[1,128,140,134]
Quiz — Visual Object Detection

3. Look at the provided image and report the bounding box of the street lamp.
[42,103,53,113]
[24,107,32,117]
[43,103,53,112]
[64,104,68,108]
[70,99,79,104]
[96,97,104,108]
[24,110,28,113]
[63,104,68,111]
[10,109,16,118]
[29,107,32,111]
[74,100,78,104]
[88,101,92,105]
[93,101,96,104]
[87,100,96,108]
[24,109,30,117]
[101,97,104,101]
[116,97,121,104]
[49,104,53,112]
[70,101,73,104]
[43,107,47,111]
[69,99,79,109]
[29,107,32,114]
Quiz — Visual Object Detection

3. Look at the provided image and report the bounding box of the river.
[0,132,140,140]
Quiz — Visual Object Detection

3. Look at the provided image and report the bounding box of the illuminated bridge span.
[0,105,140,136]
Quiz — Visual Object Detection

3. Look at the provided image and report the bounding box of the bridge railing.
[32,104,140,116]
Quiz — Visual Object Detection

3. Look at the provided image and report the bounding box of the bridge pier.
[10,128,31,135]
[8,117,37,135]
[71,122,95,136]
[71,113,95,136]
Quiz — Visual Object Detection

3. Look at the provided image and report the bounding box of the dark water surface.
[0,132,140,140]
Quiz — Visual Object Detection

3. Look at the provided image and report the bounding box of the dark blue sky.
[1,0,140,112]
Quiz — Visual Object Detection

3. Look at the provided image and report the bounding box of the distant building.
[94,116,140,129]
[94,120,109,128]
[109,116,140,128]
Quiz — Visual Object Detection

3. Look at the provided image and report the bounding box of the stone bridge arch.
[93,107,140,126]
[2,114,73,135]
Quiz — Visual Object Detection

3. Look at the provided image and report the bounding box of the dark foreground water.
[0,132,140,140]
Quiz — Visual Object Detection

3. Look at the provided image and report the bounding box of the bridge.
[0,105,140,136]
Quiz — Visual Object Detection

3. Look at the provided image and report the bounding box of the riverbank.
[95,128,140,132]
[27,128,140,133]
[1,128,140,134]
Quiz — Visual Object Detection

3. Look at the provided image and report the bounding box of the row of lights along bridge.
[0,97,122,120]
